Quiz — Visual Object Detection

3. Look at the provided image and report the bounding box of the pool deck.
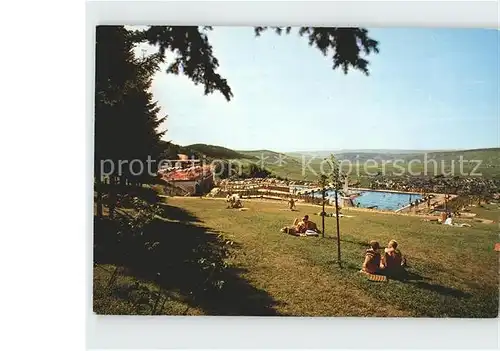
[348,188,457,214]
[395,193,457,214]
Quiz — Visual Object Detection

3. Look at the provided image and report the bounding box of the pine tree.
[94,26,165,217]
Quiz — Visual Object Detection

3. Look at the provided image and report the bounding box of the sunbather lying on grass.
[280,215,320,236]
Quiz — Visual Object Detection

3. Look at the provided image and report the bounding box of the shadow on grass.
[371,268,470,299]
[335,261,361,272]
[331,261,426,281]
[94,205,280,316]
[339,237,373,248]
[157,203,202,223]
[389,270,426,282]
[324,236,388,251]
[408,281,471,298]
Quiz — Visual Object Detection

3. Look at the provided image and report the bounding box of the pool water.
[348,191,422,211]
[290,186,422,211]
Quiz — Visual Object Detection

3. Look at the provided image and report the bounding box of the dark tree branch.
[254,27,379,76]
[131,26,379,102]
[133,26,233,101]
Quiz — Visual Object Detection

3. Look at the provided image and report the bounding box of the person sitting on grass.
[443,213,472,227]
[361,241,383,274]
[280,215,319,236]
[380,240,407,275]
[297,215,319,233]
[280,217,301,236]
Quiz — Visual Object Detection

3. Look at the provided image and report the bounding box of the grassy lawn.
[468,203,500,222]
[94,197,499,317]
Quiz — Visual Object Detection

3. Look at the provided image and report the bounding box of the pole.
[334,188,341,268]
[321,188,325,238]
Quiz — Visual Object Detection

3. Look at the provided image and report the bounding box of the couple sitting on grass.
[281,215,320,236]
[361,240,407,277]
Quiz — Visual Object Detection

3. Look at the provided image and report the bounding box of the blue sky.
[139,27,499,152]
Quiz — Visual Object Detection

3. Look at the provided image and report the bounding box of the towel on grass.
[298,230,319,237]
[359,270,388,282]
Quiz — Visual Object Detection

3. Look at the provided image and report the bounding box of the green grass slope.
[95,197,499,317]
[186,144,256,160]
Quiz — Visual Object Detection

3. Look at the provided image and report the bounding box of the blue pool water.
[341,191,422,211]
[290,186,422,211]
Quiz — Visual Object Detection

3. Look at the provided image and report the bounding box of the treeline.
[158,140,204,161]
[213,161,275,180]
[157,141,258,164]
[186,144,254,160]
[369,174,499,200]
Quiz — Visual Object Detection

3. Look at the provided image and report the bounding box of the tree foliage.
[95,26,166,185]
[130,26,234,101]
[255,27,379,75]
[243,164,273,179]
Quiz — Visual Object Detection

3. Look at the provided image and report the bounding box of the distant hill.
[159,142,500,180]
[237,150,305,177]
[238,149,290,160]
[239,150,306,167]
[287,149,444,155]
[186,144,255,160]
[286,149,444,161]
[401,148,500,166]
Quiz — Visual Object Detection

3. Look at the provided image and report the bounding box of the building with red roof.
[159,163,214,196]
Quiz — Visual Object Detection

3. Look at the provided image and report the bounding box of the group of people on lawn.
[280,215,320,236]
[226,194,243,208]
[361,239,407,277]
[281,214,407,276]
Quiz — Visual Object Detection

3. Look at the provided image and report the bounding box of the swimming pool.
[290,186,422,211]
[344,191,422,211]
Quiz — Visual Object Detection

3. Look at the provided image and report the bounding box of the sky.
[136,27,499,152]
